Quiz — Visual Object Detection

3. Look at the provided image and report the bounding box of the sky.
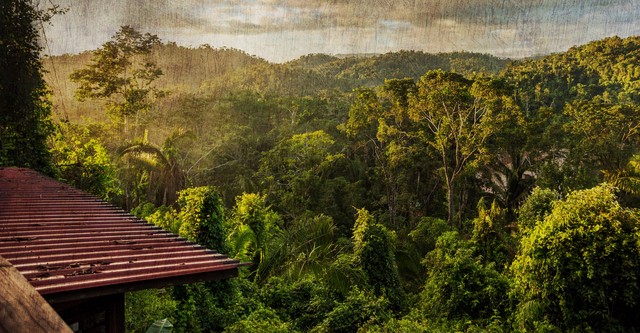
[41,0,640,63]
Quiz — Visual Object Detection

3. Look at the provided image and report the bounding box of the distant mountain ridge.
[44,34,640,112]
[43,44,510,120]
[45,36,640,123]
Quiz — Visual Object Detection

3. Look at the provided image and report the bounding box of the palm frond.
[119,143,170,167]
[228,224,257,262]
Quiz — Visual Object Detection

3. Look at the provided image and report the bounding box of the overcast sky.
[41,0,640,62]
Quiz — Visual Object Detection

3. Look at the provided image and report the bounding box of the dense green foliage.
[0,0,54,173]
[512,185,640,332]
[10,22,637,332]
[352,208,405,310]
[421,231,509,325]
[50,122,121,199]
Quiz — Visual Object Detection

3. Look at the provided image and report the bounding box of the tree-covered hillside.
[43,46,507,121]
[43,43,266,120]
[6,12,640,332]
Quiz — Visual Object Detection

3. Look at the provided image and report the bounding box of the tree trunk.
[447,180,455,226]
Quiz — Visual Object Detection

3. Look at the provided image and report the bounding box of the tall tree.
[0,0,54,173]
[408,71,497,226]
[471,78,535,221]
[70,25,163,138]
[345,79,441,225]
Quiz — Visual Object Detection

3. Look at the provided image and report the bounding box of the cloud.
[42,0,640,62]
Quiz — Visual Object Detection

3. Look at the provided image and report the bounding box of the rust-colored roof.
[0,167,241,303]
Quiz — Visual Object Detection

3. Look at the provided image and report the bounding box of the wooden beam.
[0,256,72,333]
[44,267,239,304]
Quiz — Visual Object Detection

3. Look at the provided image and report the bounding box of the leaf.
[145,318,173,333]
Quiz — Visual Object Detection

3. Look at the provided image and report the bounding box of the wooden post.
[107,293,125,333]
[0,256,73,333]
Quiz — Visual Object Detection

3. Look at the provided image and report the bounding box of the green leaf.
[145,318,173,333]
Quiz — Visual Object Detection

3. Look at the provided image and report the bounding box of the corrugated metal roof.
[0,167,242,302]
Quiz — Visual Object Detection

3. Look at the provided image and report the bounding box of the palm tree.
[118,130,192,207]
[256,215,351,286]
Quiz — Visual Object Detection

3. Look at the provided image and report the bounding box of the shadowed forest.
[3,1,640,332]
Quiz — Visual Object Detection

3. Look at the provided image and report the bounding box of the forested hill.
[27,20,640,332]
[288,51,507,85]
[43,43,266,120]
[43,35,640,122]
[43,45,508,121]
[502,35,640,113]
